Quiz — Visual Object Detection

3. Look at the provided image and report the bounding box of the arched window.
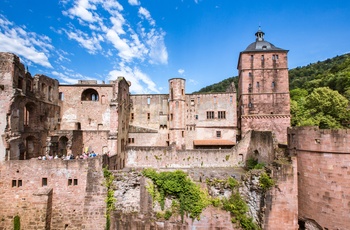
[81,88,99,101]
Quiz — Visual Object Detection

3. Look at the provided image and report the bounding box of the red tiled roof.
[193,140,235,146]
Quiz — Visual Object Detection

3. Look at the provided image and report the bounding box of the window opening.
[218,111,226,119]
[216,131,221,138]
[42,178,47,187]
[206,111,214,119]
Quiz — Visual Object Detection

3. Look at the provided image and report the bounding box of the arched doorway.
[58,136,68,157]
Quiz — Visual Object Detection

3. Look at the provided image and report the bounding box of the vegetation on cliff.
[195,53,350,128]
[142,168,210,220]
[103,168,116,230]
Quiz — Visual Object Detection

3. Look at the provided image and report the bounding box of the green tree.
[301,87,350,128]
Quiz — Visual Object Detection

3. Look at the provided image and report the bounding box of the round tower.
[168,78,186,149]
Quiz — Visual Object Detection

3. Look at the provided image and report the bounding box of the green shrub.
[246,158,258,170]
[103,167,116,230]
[143,168,210,220]
[253,163,265,169]
[14,215,20,230]
[259,172,274,191]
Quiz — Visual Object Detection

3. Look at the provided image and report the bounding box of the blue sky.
[0,0,349,94]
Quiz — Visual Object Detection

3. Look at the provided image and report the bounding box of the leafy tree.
[299,87,350,128]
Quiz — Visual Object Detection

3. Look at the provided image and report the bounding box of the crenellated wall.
[288,126,350,230]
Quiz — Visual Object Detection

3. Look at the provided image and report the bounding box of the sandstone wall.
[263,157,298,229]
[0,157,106,230]
[289,127,350,229]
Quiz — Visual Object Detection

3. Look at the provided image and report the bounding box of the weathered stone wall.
[126,130,275,168]
[0,157,106,230]
[111,169,237,230]
[0,52,61,161]
[263,157,298,230]
[288,126,350,230]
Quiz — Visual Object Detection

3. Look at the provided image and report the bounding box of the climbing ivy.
[103,167,116,230]
[142,168,210,220]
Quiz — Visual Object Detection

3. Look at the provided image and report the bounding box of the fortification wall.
[0,157,106,230]
[288,127,350,230]
[263,157,298,230]
[126,130,276,168]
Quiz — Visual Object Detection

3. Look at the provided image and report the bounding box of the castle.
[0,29,349,230]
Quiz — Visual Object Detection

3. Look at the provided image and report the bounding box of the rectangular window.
[261,55,264,60]
[256,82,260,88]
[190,99,195,106]
[42,178,47,187]
[74,179,78,186]
[147,113,150,120]
[195,115,198,120]
[147,97,151,105]
[182,131,184,137]
[250,55,253,60]
[68,179,73,186]
[248,72,252,77]
[128,138,134,143]
[216,131,221,138]
[218,111,226,119]
[171,114,173,120]
[131,113,134,120]
[18,180,22,187]
[12,180,17,187]
[206,111,214,119]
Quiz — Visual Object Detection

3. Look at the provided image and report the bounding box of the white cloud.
[64,28,103,54]
[138,7,155,26]
[107,63,159,94]
[128,0,140,6]
[0,14,53,68]
[64,0,99,23]
[178,69,185,75]
[189,79,198,85]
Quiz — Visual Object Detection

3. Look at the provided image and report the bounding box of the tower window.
[256,82,260,88]
[147,113,150,120]
[131,113,134,120]
[147,97,151,105]
[216,131,221,138]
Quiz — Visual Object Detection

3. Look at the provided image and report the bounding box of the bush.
[259,172,274,191]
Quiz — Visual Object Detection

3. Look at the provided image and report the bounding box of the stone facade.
[288,126,350,230]
[0,157,106,230]
[237,29,290,144]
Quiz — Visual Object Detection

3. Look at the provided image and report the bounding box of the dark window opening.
[147,113,150,120]
[17,77,23,90]
[68,179,73,186]
[42,178,47,187]
[216,131,221,138]
[74,179,78,186]
[12,180,17,187]
[131,113,134,120]
[206,111,214,119]
[59,92,64,101]
[182,131,184,137]
[218,111,226,119]
[18,180,22,187]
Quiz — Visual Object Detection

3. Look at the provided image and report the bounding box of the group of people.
[37,151,98,160]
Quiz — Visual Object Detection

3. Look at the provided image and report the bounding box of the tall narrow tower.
[237,29,290,143]
[168,78,186,149]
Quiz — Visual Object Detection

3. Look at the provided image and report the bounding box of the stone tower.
[237,28,290,143]
[168,78,186,149]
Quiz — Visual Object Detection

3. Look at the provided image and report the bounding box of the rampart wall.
[126,130,276,168]
[0,157,106,230]
[288,126,350,230]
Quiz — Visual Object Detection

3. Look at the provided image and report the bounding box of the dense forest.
[195,53,350,128]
